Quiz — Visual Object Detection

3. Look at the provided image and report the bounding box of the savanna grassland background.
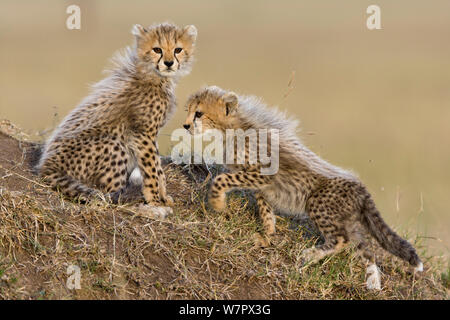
[1,0,449,266]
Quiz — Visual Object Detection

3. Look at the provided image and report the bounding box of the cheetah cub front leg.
[209,171,269,212]
[154,143,174,207]
[209,171,274,247]
[133,135,173,218]
[254,191,276,247]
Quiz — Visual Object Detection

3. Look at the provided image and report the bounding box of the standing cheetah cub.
[37,22,197,216]
[183,86,423,290]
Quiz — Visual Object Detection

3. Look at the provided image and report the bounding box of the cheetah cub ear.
[222,92,239,116]
[182,25,198,43]
[131,24,148,39]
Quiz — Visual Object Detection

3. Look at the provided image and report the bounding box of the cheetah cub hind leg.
[365,264,382,290]
[355,238,382,290]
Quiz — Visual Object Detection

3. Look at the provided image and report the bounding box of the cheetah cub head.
[132,22,197,78]
[183,86,239,135]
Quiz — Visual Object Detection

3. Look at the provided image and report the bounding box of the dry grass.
[0,123,448,300]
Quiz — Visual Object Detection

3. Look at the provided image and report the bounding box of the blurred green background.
[1,0,449,259]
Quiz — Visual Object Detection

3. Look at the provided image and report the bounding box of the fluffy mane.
[237,95,301,143]
[236,94,358,181]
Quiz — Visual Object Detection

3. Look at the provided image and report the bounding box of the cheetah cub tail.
[362,194,423,271]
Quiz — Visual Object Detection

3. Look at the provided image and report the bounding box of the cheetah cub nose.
[183,124,190,130]
[164,60,174,67]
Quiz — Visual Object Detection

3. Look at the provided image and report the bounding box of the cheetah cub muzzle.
[37,22,197,218]
[183,86,423,290]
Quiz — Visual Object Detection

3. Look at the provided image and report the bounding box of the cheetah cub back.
[37,22,197,216]
[183,86,423,290]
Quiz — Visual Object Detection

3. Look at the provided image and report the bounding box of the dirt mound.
[0,126,448,299]
[0,131,267,299]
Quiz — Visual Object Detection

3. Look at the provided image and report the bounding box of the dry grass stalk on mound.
[0,123,448,300]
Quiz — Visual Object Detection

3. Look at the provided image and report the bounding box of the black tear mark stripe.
[156,54,163,70]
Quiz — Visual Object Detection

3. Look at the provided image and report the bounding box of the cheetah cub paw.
[137,204,173,220]
[161,195,174,207]
[299,247,320,267]
[366,264,382,290]
[252,233,272,248]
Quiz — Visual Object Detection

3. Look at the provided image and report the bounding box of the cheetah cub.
[37,22,197,216]
[183,86,423,290]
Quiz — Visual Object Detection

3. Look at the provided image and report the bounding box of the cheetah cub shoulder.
[183,86,423,290]
[37,22,197,215]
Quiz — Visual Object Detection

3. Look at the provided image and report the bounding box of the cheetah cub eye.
[195,111,203,118]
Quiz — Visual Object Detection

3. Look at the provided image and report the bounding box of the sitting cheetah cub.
[183,86,423,290]
[37,22,197,217]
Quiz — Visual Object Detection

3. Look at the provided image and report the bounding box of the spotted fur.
[183,86,423,288]
[37,22,197,206]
